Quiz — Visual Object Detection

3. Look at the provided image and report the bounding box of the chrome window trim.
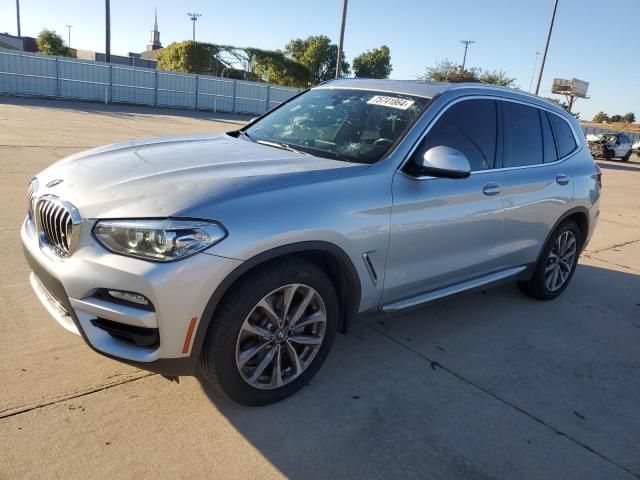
[399,94,583,181]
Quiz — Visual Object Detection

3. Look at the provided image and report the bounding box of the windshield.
[244,88,429,163]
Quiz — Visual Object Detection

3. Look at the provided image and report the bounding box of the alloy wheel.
[235,284,327,390]
[544,230,577,292]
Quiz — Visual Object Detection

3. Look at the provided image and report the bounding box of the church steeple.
[147,7,162,51]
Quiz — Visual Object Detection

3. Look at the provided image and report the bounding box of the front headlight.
[93,219,227,262]
[28,177,39,219]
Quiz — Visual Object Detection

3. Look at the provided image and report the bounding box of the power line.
[187,12,201,42]
[460,40,475,70]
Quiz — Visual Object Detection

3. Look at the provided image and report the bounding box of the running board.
[382,266,527,313]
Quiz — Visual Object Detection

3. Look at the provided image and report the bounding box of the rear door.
[499,102,577,267]
[383,99,508,303]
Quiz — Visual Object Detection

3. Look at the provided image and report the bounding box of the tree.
[592,111,609,123]
[157,41,212,73]
[610,114,623,123]
[623,112,636,124]
[245,48,311,87]
[352,45,392,79]
[420,59,479,83]
[36,29,73,57]
[478,70,516,88]
[284,35,349,84]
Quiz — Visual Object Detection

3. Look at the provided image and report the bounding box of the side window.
[549,114,577,157]
[619,134,630,144]
[540,110,558,163]
[419,99,497,171]
[502,102,543,167]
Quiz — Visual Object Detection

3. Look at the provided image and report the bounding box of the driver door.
[382,98,508,304]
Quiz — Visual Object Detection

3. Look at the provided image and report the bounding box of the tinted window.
[549,114,577,157]
[619,134,630,144]
[419,99,497,171]
[540,110,558,163]
[503,102,543,167]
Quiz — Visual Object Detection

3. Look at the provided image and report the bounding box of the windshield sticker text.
[367,96,415,110]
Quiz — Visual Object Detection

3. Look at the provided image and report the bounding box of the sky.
[2,0,639,120]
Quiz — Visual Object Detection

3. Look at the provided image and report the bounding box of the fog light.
[107,290,149,306]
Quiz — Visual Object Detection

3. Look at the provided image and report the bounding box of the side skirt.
[381,266,528,313]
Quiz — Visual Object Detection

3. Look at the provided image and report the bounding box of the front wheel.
[200,258,338,405]
[518,219,582,300]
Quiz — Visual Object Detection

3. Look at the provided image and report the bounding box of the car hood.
[35,133,367,218]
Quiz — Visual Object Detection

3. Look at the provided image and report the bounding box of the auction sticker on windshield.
[367,95,415,110]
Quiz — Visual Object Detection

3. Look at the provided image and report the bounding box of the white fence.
[0,50,301,115]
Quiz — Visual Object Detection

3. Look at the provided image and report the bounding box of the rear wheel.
[200,258,338,405]
[621,150,632,162]
[518,219,582,300]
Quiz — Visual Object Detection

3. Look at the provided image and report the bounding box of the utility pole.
[187,13,201,42]
[534,0,559,96]
[16,0,21,37]
[460,40,475,70]
[335,0,348,78]
[105,0,111,62]
[66,25,73,48]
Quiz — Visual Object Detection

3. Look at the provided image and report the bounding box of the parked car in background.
[588,132,633,161]
[22,79,601,405]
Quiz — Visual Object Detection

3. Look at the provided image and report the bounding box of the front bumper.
[21,217,242,375]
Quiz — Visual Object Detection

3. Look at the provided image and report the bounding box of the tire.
[200,257,338,405]
[604,149,615,160]
[517,219,582,300]
[621,150,631,162]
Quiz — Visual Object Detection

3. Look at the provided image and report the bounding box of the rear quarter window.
[549,114,578,158]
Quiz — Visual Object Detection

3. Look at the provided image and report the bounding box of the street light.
[65,25,73,48]
[187,12,201,42]
[460,40,475,70]
[528,51,540,93]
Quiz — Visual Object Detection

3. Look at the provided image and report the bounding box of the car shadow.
[194,263,640,478]
[0,96,253,125]
[596,159,640,172]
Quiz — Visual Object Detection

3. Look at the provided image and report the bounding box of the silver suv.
[22,79,601,405]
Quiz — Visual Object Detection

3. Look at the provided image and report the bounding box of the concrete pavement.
[1,97,639,479]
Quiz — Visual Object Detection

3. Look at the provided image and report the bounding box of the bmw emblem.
[46,179,64,188]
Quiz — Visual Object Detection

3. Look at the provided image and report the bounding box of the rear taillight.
[595,163,602,190]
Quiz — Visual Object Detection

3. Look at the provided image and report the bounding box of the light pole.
[460,40,475,70]
[335,0,348,78]
[105,0,111,63]
[65,25,73,48]
[534,0,559,96]
[16,0,21,36]
[187,12,201,42]
[528,51,540,93]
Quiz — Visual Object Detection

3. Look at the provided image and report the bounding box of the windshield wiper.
[256,139,309,156]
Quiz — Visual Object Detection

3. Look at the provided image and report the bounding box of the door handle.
[482,182,502,196]
[556,174,570,185]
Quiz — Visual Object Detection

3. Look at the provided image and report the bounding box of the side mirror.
[410,146,471,179]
